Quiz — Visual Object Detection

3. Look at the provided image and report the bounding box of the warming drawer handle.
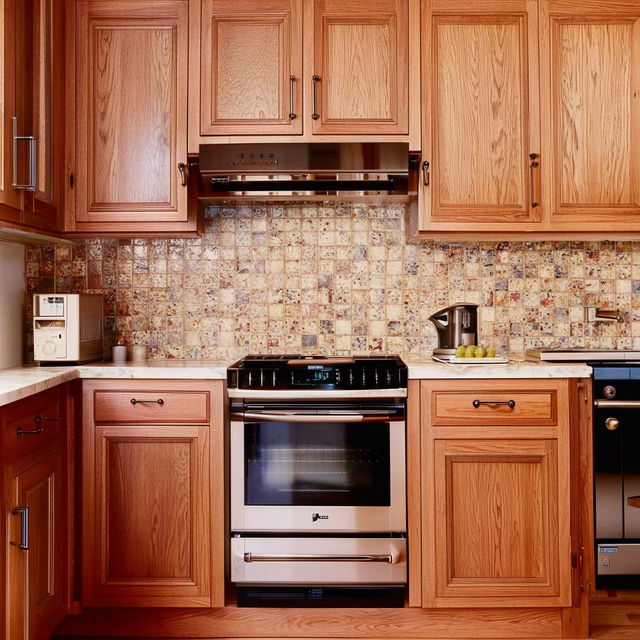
[130,398,164,405]
[472,399,516,409]
[244,553,395,563]
[594,400,640,409]
[238,412,395,423]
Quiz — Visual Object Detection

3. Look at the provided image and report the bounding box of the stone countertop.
[0,361,228,407]
[405,358,592,379]
[0,358,592,408]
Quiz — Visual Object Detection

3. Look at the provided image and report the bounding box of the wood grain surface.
[53,604,563,638]
[421,378,573,608]
[93,389,209,424]
[311,0,408,134]
[74,1,190,229]
[435,20,524,207]
[82,379,226,607]
[200,0,303,135]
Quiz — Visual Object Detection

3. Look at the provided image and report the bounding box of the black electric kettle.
[429,303,478,359]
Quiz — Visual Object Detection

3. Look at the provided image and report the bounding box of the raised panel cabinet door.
[541,1,640,229]
[421,0,541,229]
[18,0,65,232]
[0,0,22,224]
[201,0,303,135]
[6,448,66,640]
[75,1,189,227]
[311,0,408,134]
[429,438,571,607]
[83,426,211,606]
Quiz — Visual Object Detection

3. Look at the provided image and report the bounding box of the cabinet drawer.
[94,390,209,424]
[4,387,64,462]
[431,390,557,426]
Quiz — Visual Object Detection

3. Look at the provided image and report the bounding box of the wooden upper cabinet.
[541,0,640,230]
[74,1,194,234]
[18,0,66,232]
[0,0,22,225]
[201,0,303,135]
[419,0,541,231]
[310,0,409,134]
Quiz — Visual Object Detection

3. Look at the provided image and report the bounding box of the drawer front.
[94,390,209,424]
[432,390,557,426]
[4,387,63,462]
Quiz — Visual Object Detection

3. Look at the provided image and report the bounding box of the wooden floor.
[589,600,640,638]
[52,601,640,640]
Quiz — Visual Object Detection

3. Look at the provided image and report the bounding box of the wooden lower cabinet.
[81,379,224,607]
[6,447,66,640]
[2,384,70,640]
[421,379,576,608]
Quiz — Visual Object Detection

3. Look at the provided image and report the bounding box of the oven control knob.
[603,385,617,399]
[605,417,620,431]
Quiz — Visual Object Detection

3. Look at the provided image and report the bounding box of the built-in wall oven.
[594,364,640,587]
[227,355,408,607]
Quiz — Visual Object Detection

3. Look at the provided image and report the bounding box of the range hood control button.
[603,385,617,399]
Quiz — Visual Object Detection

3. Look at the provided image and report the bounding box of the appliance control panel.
[35,295,65,317]
[34,323,67,360]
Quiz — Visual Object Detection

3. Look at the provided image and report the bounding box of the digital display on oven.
[292,366,334,386]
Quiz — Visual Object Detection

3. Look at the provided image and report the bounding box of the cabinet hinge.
[69,173,74,189]
[571,553,578,569]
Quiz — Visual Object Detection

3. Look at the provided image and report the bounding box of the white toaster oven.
[33,294,103,363]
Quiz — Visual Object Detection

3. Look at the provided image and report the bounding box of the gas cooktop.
[527,349,640,362]
[227,354,407,390]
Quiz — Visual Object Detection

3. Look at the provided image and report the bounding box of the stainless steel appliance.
[190,143,420,200]
[227,354,407,607]
[429,302,478,360]
[593,364,640,587]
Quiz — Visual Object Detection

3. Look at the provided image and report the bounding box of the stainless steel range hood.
[190,143,420,201]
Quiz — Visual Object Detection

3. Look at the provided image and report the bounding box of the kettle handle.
[429,313,449,329]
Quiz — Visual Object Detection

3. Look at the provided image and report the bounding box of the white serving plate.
[449,356,509,365]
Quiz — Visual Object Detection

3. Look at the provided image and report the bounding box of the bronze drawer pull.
[289,75,297,119]
[472,399,516,409]
[130,398,164,405]
[529,153,539,208]
[311,75,321,120]
[16,426,44,436]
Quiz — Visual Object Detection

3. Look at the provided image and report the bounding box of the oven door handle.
[237,412,391,423]
[594,400,640,408]
[244,552,397,563]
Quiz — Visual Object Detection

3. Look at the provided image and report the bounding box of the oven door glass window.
[245,421,391,506]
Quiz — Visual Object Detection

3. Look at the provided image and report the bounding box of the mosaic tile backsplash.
[24,203,640,361]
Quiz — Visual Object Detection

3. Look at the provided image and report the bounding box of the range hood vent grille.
[191,143,419,201]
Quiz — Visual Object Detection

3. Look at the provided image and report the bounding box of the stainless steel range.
[227,354,408,607]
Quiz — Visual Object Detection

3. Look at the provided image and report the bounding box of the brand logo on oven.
[312,513,329,522]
